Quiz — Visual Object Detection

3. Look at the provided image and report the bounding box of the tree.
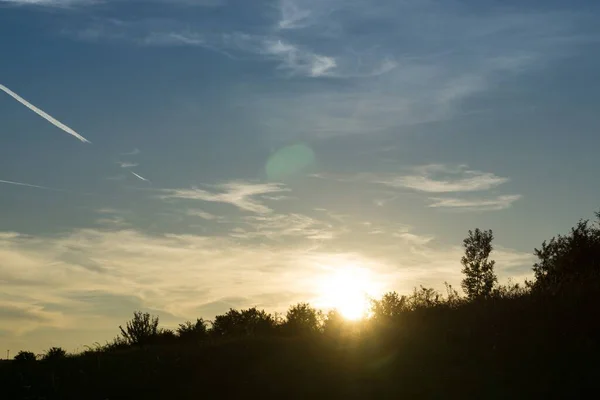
[532,212,600,291]
[408,286,442,309]
[119,311,160,346]
[211,308,275,337]
[42,347,67,361]
[14,351,36,363]
[283,303,322,335]
[461,229,497,299]
[370,292,408,321]
[177,318,209,341]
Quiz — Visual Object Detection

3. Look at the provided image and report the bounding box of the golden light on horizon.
[316,265,378,320]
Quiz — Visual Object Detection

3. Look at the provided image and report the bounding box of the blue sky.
[1,0,599,352]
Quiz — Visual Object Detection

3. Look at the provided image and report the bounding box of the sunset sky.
[1,0,599,353]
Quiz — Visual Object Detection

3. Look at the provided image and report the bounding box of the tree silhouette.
[14,350,36,363]
[283,303,322,335]
[371,292,408,321]
[119,311,160,346]
[211,308,275,337]
[532,212,600,291]
[461,229,497,299]
[177,318,209,341]
[42,347,67,361]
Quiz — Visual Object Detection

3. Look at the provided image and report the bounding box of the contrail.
[0,84,91,143]
[0,179,64,192]
[118,162,138,168]
[130,171,150,182]
[121,148,140,156]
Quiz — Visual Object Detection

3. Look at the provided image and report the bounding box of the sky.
[1,0,599,354]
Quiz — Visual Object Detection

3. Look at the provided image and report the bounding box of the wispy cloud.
[0,0,91,6]
[0,84,90,143]
[118,162,138,168]
[238,213,335,241]
[161,182,290,214]
[428,195,522,211]
[120,148,140,156]
[187,209,220,221]
[278,0,312,30]
[263,39,337,77]
[130,171,150,182]
[378,165,509,193]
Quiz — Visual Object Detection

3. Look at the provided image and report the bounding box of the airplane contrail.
[0,84,91,143]
[121,148,140,156]
[0,179,64,192]
[130,171,150,182]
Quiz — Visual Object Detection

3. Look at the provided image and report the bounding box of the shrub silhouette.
[42,347,67,361]
[211,307,276,337]
[177,318,209,341]
[283,302,322,335]
[371,291,408,322]
[461,228,497,299]
[119,311,160,346]
[532,212,600,292]
[14,350,36,363]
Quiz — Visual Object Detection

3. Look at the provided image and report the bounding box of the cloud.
[428,195,522,211]
[120,148,140,156]
[262,39,337,77]
[278,0,312,30]
[187,209,220,220]
[161,181,290,214]
[0,84,91,143]
[0,0,92,6]
[239,213,335,241]
[377,165,509,193]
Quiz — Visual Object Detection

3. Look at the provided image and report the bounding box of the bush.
[14,350,36,363]
[177,318,209,341]
[119,311,160,346]
[42,347,67,361]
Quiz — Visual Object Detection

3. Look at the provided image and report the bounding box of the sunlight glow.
[317,265,378,320]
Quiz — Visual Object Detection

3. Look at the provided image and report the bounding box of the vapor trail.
[0,84,91,143]
[0,179,64,192]
[130,171,150,182]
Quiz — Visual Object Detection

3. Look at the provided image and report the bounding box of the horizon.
[1,0,600,354]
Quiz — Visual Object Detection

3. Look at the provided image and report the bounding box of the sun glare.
[318,266,377,320]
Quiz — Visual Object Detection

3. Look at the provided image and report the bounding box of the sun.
[318,266,376,320]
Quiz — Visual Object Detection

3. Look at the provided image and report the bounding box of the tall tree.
[119,311,160,346]
[461,229,497,299]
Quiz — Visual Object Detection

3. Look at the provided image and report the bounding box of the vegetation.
[461,228,497,299]
[1,211,599,398]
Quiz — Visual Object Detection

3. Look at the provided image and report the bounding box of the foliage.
[177,318,209,341]
[461,228,498,299]
[283,303,322,335]
[370,291,408,321]
[14,350,36,363]
[407,286,443,309]
[492,279,529,299]
[532,212,600,291]
[211,307,276,337]
[119,311,160,346]
[42,347,67,361]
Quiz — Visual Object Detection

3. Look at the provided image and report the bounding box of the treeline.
[4,210,600,399]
